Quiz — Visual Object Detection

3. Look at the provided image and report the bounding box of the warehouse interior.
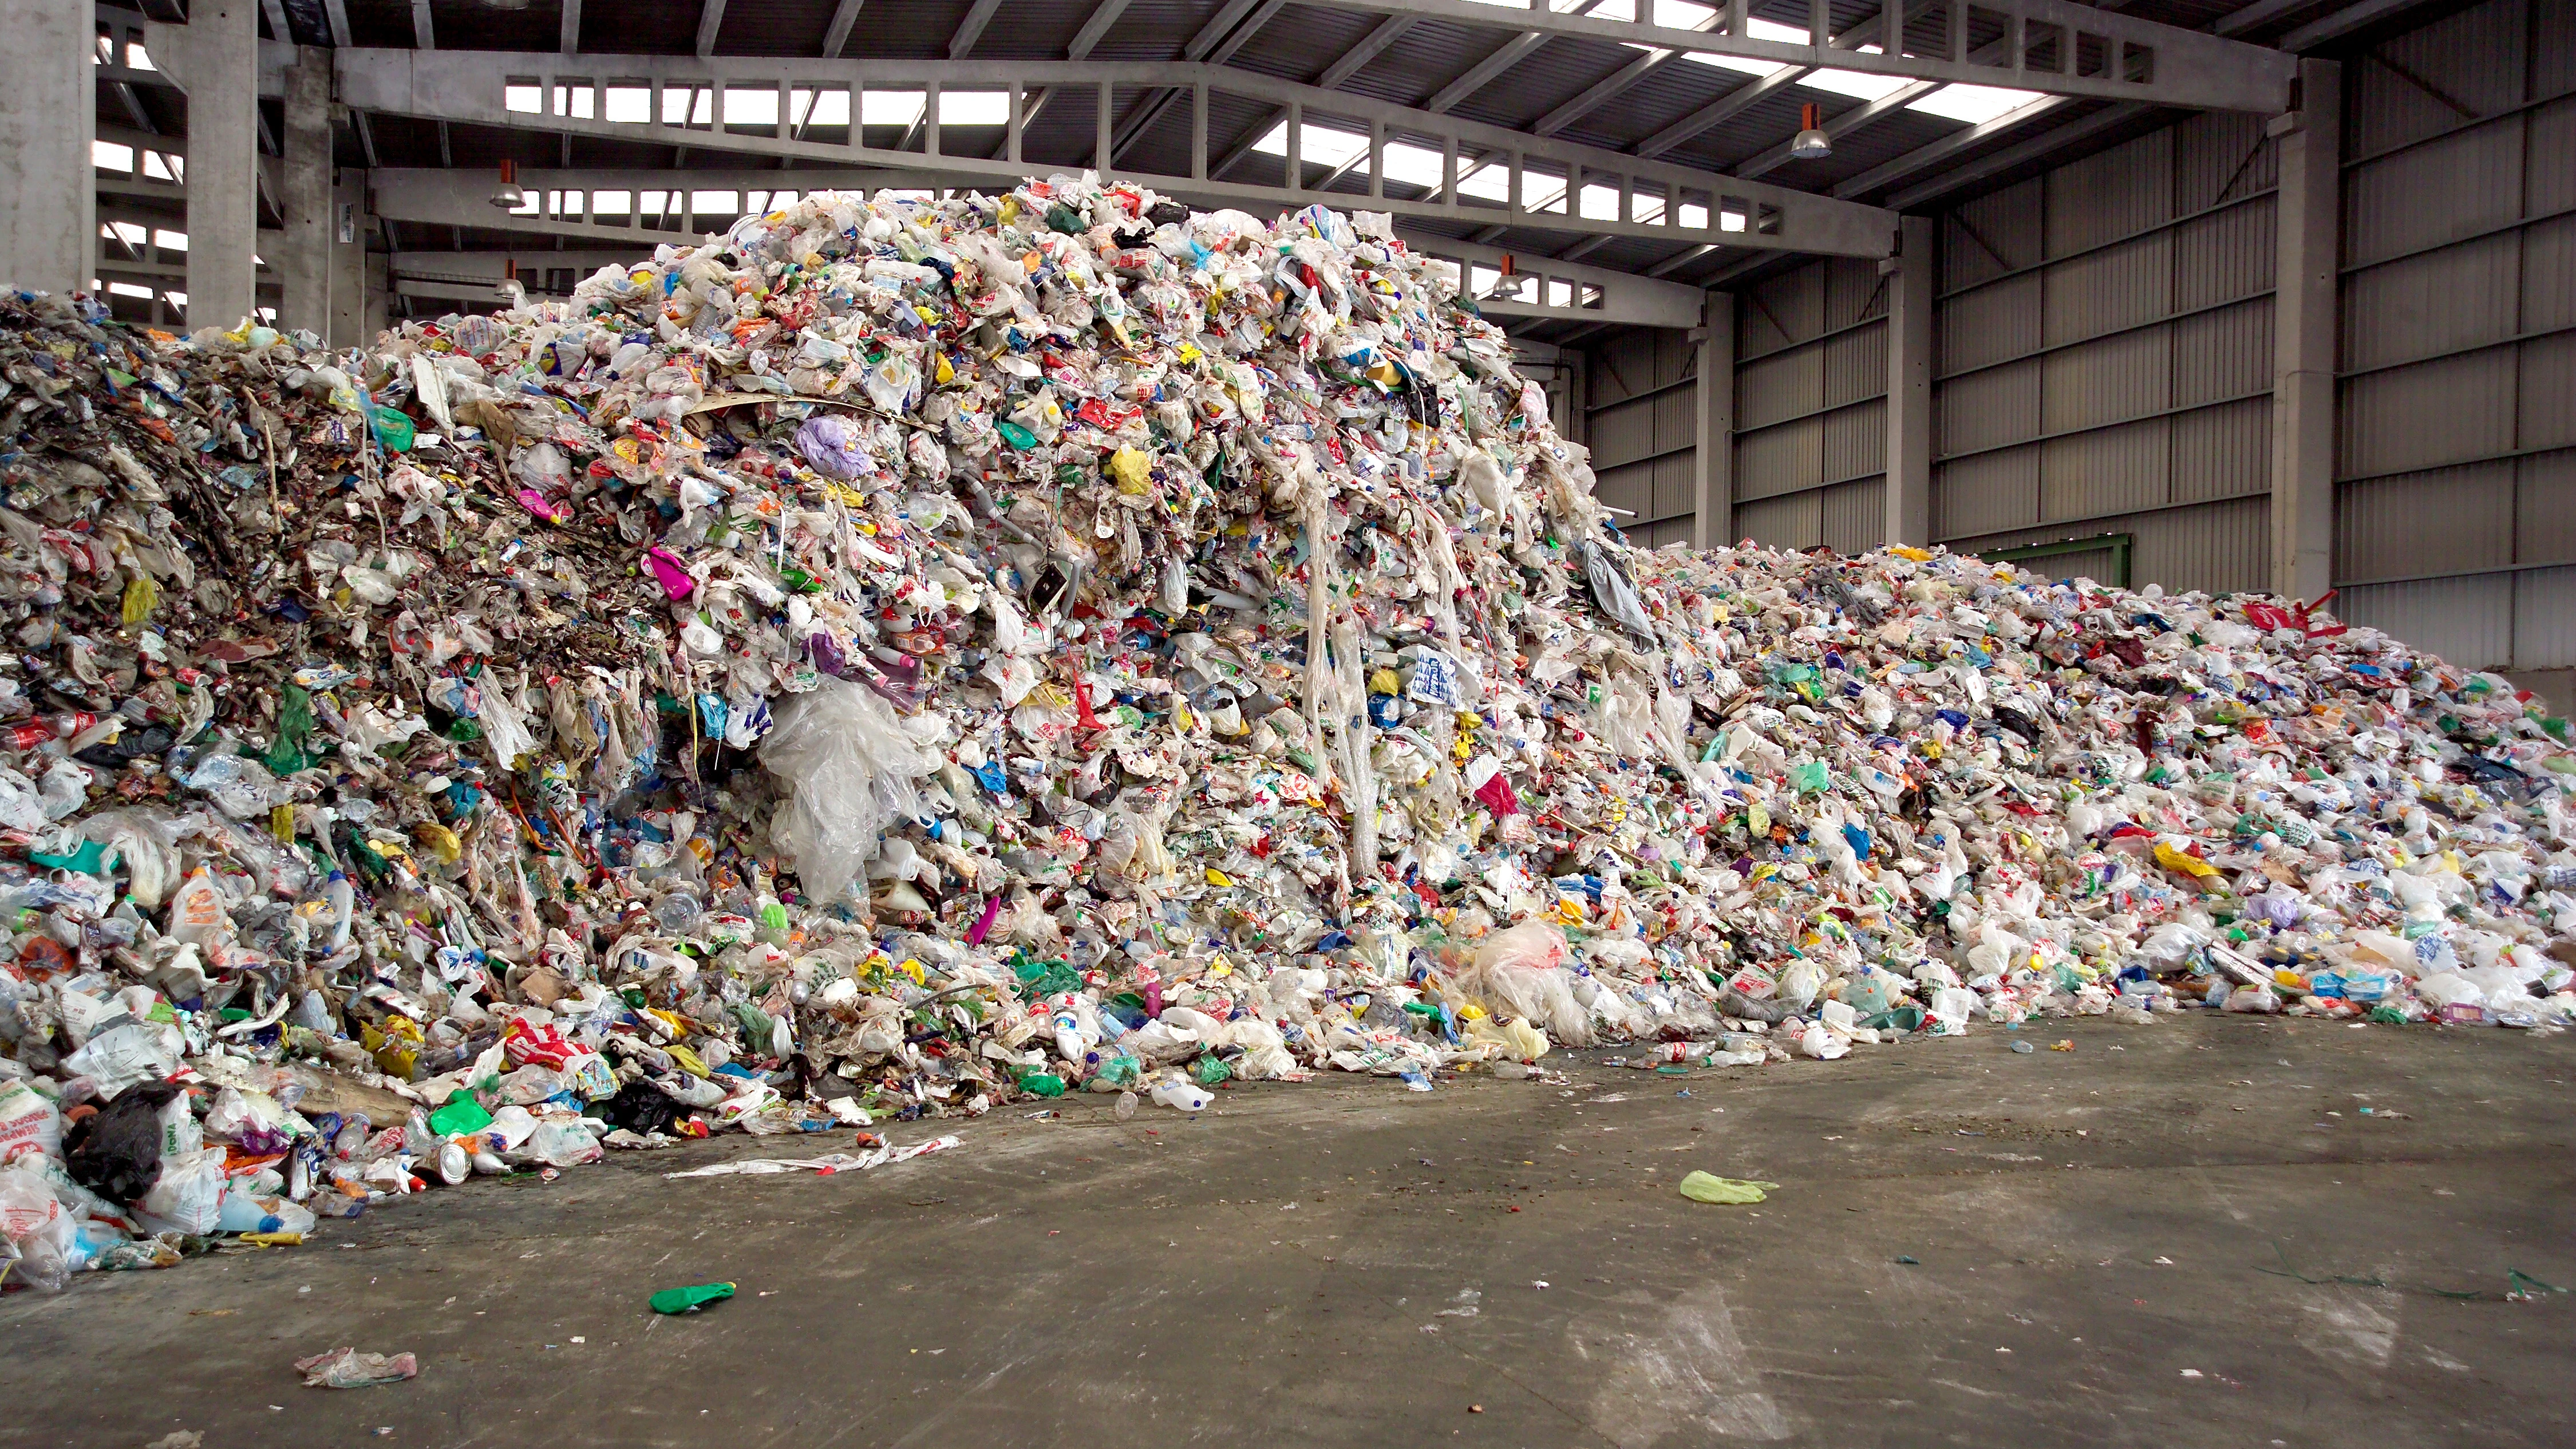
[7,0,2570,700]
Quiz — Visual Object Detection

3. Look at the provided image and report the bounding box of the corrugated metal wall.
[1584,327,1702,550]
[1575,0,2575,695]
[1729,257,1890,553]
[1926,110,2281,593]
[2329,0,2576,700]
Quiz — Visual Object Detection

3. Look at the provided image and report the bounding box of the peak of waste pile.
[3,177,2574,1291]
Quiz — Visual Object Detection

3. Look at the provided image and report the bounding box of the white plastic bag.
[0,1080,61,1164]
[138,1147,226,1235]
[1455,922,1590,1046]
[758,677,938,906]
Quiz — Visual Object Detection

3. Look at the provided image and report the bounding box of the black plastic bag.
[601,1079,679,1135]
[64,1080,183,1204]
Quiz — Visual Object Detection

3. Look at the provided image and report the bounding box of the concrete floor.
[5,1014,2571,1449]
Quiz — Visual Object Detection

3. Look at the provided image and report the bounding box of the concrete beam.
[0,0,94,296]
[2270,60,2338,603]
[1285,0,2297,112]
[364,167,1706,329]
[1403,234,1706,329]
[331,49,1898,257]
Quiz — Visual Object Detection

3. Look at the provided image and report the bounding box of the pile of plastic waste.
[3,175,2574,1292]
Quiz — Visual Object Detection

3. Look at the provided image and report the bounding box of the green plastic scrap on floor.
[649,1282,736,1315]
[1678,1171,1777,1205]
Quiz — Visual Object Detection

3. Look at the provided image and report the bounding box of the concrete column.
[361,252,390,339]
[2269,58,2341,604]
[1882,214,1935,550]
[279,46,334,335]
[329,169,370,348]
[1690,291,1736,548]
[172,2,262,331]
[0,0,96,296]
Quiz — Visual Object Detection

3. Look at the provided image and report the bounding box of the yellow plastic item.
[2154,842,2220,879]
[1677,1172,1777,1205]
[1204,867,1234,887]
[1467,1014,1548,1060]
[1108,446,1152,493]
[121,575,159,625]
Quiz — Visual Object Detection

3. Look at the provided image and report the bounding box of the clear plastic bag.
[1456,922,1590,1047]
[757,677,939,907]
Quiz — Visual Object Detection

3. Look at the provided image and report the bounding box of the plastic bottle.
[325,869,354,951]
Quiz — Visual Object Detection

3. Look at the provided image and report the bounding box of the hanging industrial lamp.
[488,159,527,211]
[1790,103,1832,161]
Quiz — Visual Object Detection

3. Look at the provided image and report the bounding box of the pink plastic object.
[644,547,696,601]
[966,894,1003,945]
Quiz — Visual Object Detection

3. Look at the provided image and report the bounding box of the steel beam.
[1830,95,2073,198]
[1735,80,1941,180]
[1068,0,1137,59]
[1883,102,2142,208]
[2214,0,2324,33]
[1285,0,2296,112]
[2278,0,2440,48]
[333,50,1898,257]
[821,1,865,58]
[947,0,1004,58]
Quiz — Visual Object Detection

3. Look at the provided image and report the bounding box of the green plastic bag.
[1191,1055,1232,1087]
[427,1095,493,1137]
[368,404,416,452]
[1788,761,1830,795]
[649,1282,736,1315]
[28,839,107,875]
[1863,1005,1926,1033]
[1678,1171,1778,1205]
[262,684,316,776]
[1018,1072,1066,1098]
